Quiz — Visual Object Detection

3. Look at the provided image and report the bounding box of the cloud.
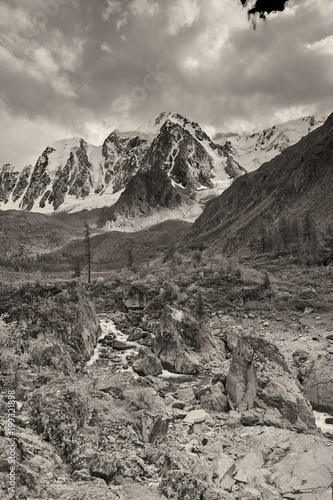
[102,0,122,21]
[101,41,113,53]
[0,0,332,166]
[164,0,201,35]
[129,0,160,18]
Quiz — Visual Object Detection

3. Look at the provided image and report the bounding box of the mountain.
[184,113,333,253]
[215,114,327,172]
[0,112,245,217]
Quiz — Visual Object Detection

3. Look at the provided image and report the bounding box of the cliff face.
[185,113,333,252]
[0,112,246,215]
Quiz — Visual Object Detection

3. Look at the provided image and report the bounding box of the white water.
[314,411,333,435]
[86,318,140,370]
[86,319,117,367]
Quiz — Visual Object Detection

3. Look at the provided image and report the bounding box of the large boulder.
[196,382,229,412]
[152,306,225,375]
[132,347,163,377]
[226,337,315,430]
[302,353,333,413]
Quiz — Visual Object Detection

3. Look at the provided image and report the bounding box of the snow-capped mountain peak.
[0,112,329,218]
[217,114,328,172]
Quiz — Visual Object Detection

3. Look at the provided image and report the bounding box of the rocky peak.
[0,111,248,216]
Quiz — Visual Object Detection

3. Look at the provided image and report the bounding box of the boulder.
[184,409,207,425]
[128,327,145,342]
[152,306,225,375]
[111,340,135,350]
[225,337,316,430]
[132,347,163,377]
[88,453,118,482]
[302,354,333,413]
[196,382,229,412]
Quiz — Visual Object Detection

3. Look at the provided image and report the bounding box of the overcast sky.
[0,0,332,167]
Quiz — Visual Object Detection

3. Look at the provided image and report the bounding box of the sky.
[0,0,332,167]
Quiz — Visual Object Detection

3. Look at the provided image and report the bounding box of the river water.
[87,318,333,435]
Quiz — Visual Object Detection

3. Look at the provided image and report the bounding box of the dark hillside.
[184,113,333,253]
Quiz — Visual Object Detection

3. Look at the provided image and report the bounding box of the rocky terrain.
[1,253,332,500]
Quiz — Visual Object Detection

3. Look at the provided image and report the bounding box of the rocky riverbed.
[0,279,333,499]
[78,309,333,500]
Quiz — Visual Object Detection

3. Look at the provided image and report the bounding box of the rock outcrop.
[302,353,333,413]
[226,337,315,430]
[28,377,91,458]
[132,347,163,377]
[152,306,226,374]
[0,281,100,372]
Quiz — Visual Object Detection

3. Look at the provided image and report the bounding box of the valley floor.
[0,253,333,499]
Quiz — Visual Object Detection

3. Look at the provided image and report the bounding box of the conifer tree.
[84,223,91,284]
[196,292,205,321]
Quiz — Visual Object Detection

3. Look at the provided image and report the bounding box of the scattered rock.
[196,382,229,412]
[214,454,234,483]
[234,469,248,483]
[184,409,207,425]
[89,453,118,483]
[292,349,309,366]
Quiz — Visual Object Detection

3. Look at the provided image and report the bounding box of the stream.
[87,317,333,436]
[86,315,198,382]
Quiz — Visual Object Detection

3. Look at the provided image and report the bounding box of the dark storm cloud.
[0,0,332,165]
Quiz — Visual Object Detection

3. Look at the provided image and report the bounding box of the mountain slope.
[215,114,327,172]
[0,112,245,215]
[184,113,333,253]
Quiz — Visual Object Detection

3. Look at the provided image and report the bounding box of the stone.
[184,409,207,425]
[214,454,234,482]
[88,453,118,483]
[132,347,163,376]
[292,349,309,366]
[272,435,333,495]
[302,354,333,413]
[235,451,264,471]
[176,386,196,404]
[128,327,145,342]
[196,382,229,412]
[152,306,225,375]
[225,336,316,429]
[173,408,188,419]
[220,475,235,491]
[111,340,135,350]
[171,399,186,409]
[234,470,248,483]
[240,409,261,426]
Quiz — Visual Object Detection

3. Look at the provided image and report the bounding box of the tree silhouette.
[240,0,289,21]
[84,223,91,284]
